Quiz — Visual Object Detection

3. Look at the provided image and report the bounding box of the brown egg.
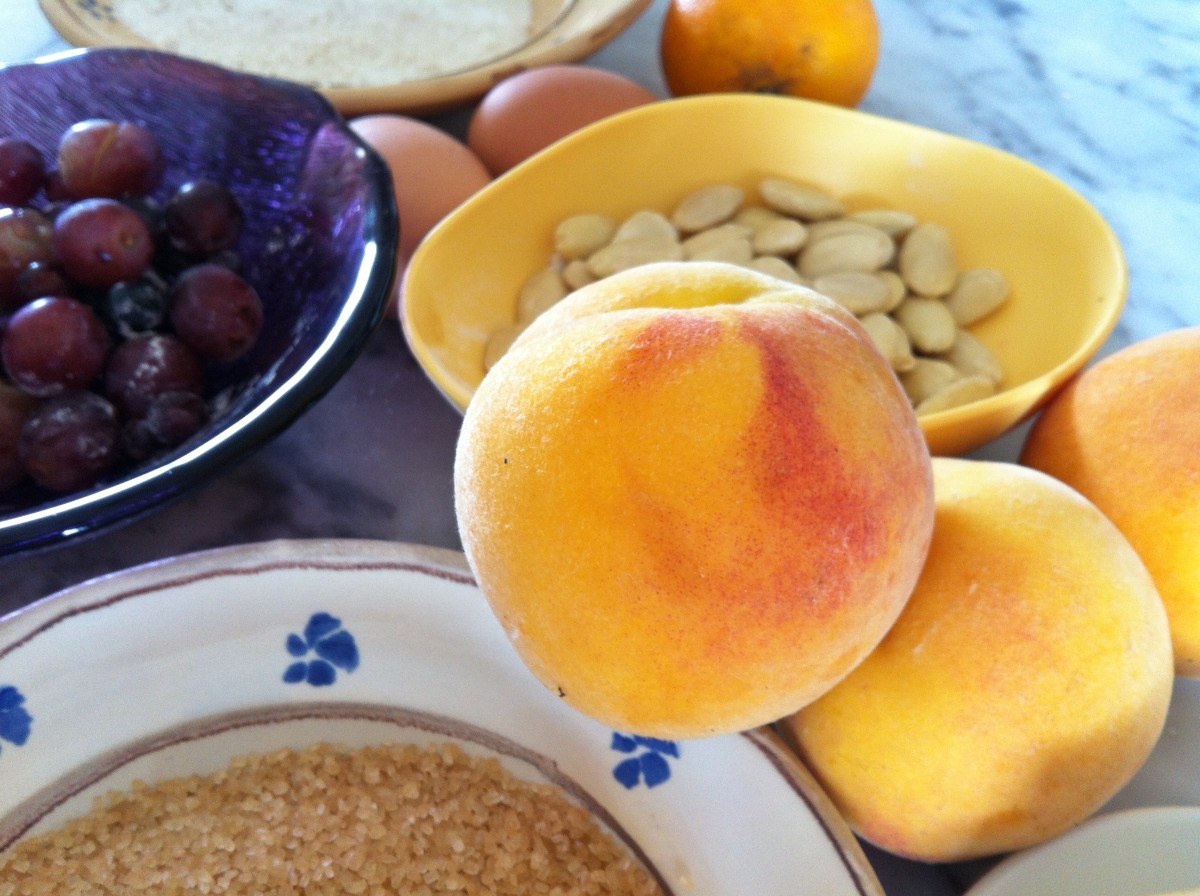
[467,65,659,176]
[350,115,492,317]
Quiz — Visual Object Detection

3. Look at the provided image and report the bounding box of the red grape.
[122,390,209,462]
[143,390,209,447]
[0,207,55,312]
[42,169,73,203]
[0,381,36,491]
[14,261,72,304]
[2,296,110,397]
[18,390,119,492]
[52,197,154,287]
[169,263,263,362]
[104,332,204,418]
[165,179,244,258]
[0,136,45,207]
[56,119,165,199]
[0,118,269,497]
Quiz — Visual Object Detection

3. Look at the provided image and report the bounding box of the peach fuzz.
[785,458,1173,863]
[1020,326,1200,676]
[454,262,934,739]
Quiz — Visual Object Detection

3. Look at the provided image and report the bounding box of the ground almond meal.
[114,0,535,87]
[0,741,664,896]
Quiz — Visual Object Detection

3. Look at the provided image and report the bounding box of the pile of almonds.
[488,177,1010,415]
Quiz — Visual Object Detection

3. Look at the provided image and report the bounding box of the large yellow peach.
[454,261,934,739]
[1020,327,1200,676]
[785,458,1173,863]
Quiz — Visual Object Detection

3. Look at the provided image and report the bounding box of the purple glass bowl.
[0,48,399,555]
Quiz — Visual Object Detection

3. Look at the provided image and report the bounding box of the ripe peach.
[1020,327,1200,676]
[785,458,1174,863]
[454,261,934,739]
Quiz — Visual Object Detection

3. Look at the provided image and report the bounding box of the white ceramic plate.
[966,806,1200,896]
[0,539,882,895]
[36,0,653,115]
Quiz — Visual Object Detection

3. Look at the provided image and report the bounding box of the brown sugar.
[0,741,664,896]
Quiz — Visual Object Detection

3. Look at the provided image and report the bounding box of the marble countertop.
[1,2,1197,893]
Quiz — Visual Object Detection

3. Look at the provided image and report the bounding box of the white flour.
[116,0,535,87]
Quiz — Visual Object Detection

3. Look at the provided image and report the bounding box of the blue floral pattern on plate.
[283,613,360,686]
[75,1,117,23]
[611,733,679,789]
[0,685,32,755]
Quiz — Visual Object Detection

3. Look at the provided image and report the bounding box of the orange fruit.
[659,0,881,107]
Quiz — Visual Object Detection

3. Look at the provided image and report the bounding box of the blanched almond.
[562,258,598,291]
[587,237,685,277]
[613,209,679,244]
[759,177,845,220]
[876,270,908,312]
[750,217,808,256]
[554,213,617,259]
[938,328,1004,384]
[806,218,885,243]
[860,311,916,372]
[516,267,568,322]
[915,374,996,415]
[682,224,754,263]
[900,358,961,406]
[945,267,1011,326]
[848,208,919,237]
[797,227,894,278]
[734,205,785,229]
[893,297,958,354]
[899,223,957,297]
[745,255,804,283]
[671,183,745,233]
[483,322,524,370]
[812,270,892,315]
[517,182,1011,414]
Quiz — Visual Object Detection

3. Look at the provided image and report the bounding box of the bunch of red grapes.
[0,119,264,496]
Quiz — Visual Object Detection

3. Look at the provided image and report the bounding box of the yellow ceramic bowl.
[402,94,1127,456]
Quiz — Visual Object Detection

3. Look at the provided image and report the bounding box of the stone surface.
[2,4,1197,892]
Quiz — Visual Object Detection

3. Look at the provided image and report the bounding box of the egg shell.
[467,64,659,176]
[350,114,492,316]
